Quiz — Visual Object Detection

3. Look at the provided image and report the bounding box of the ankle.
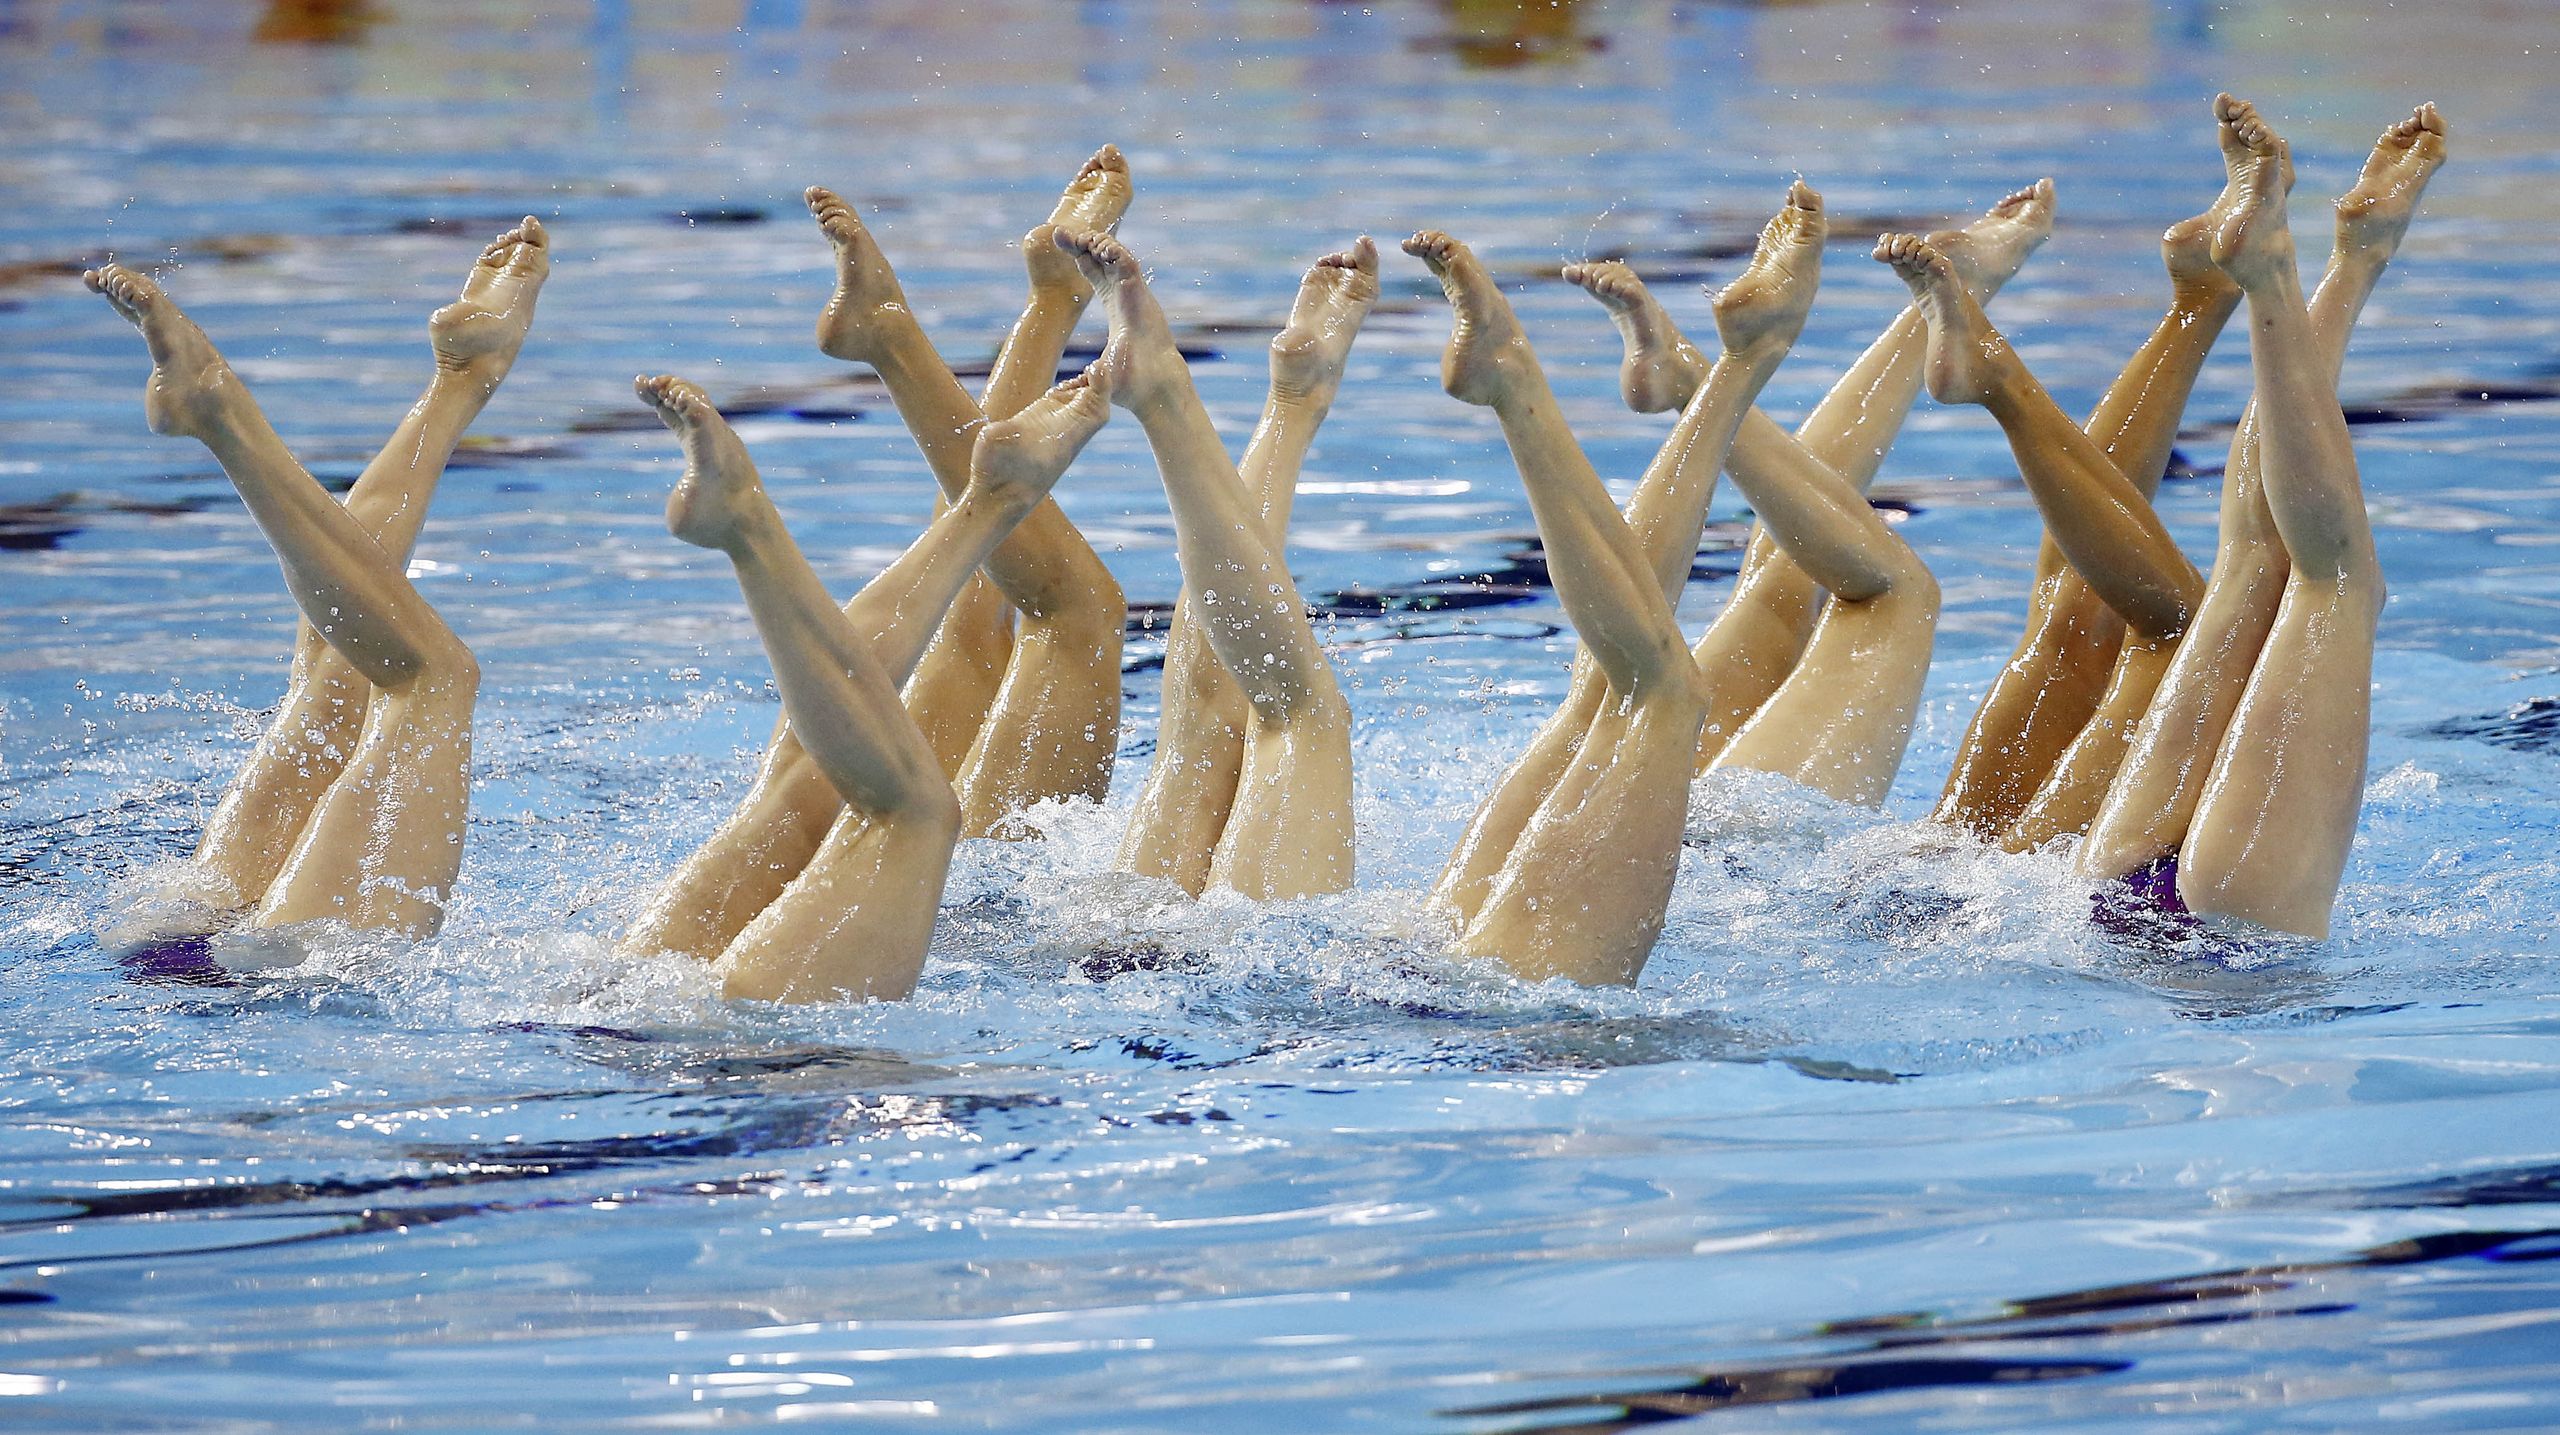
[1024,277,1094,309]
[2170,277,2243,316]
[426,363,503,409]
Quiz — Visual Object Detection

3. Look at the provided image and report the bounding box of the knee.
[891,780,964,846]
[1030,562,1126,637]
[1642,657,1710,721]
[415,634,482,702]
[1028,593,1127,662]
[1880,556,1941,617]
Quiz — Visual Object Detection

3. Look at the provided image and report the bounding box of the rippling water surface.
[6,1,2560,1429]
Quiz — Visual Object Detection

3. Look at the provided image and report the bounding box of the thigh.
[255,676,476,936]
[1715,596,1934,806]
[194,644,369,911]
[1210,701,1356,901]
[2079,548,2286,880]
[716,800,959,1003]
[620,742,843,962]
[1464,703,1699,985]
[1435,666,1606,919]
[959,615,1124,834]
[2177,581,2377,937]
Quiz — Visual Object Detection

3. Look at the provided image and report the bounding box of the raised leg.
[806,166,1130,812]
[1878,221,2224,840]
[632,371,1106,998]
[1060,227,1355,900]
[1932,193,2240,840]
[950,146,1135,833]
[1117,238,1381,893]
[1995,209,2250,850]
[1886,234,2205,639]
[189,220,547,912]
[1401,230,1691,700]
[622,369,1113,961]
[1700,237,1944,807]
[88,265,481,936]
[2177,97,2393,936]
[2081,101,2445,881]
[1429,187,1826,924]
[1626,185,1827,598]
[1683,182,2058,760]
[1414,191,1821,982]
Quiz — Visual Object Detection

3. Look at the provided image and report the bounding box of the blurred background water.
[5,0,2560,1429]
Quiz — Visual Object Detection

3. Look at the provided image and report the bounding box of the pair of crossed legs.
[618,149,1136,962]
[1566,184,2057,763]
[629,369,1111,1000]
[623,213,1378,1005]
[1413,182,2060,982]
[1896,98,2446,935]
[88,221,550,939]
[1410,181,1945,983]
[1054,227,1378,901]
[1917,101,2444,866]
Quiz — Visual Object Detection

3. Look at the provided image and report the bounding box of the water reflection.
[1454,1225,2560,1432]
[1424,0,1602,70]
[253,0,379,46]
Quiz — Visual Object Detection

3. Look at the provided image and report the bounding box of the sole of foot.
[1052,227,1187,410]
[1713,180,1826,359]
[1025,145,1136,293]
[972,366,1114,506]
[2207,94,2296,292]
[1270,235,1381,404]
[1402,229,1529,408]
[2335,101,2448,256]
[638,374,766,550]
[431,216,551,374]
[805,186,910,364]
[1874,233,2007,406]
[84,263,231,440]
[1562,258,1700,414]
[1927,178,2056,299]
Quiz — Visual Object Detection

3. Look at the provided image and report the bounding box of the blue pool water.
[6,1,2560,1428]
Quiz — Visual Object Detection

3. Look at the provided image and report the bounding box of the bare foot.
[2158,98,2289,307]
[2334,102,2447,259]
[1874,233,2011,406]
[2214,91,2296,200]
[1051,227,1191,411]
[638,374,768,551]
[2208,94,2296,292]
[1402,229,1534,409]
[1562,258,1704,414]
[1269,235,1381,408]
[1047,143,1132,234]
[969,366,1113,509]
[1926,179,2056,300]
[430,216,550,383]
[2161,210,2240,305]
[84,263,239,440]
[1712,180,1826,361]
[805,186,915,365]
[1024,144,1135,296]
